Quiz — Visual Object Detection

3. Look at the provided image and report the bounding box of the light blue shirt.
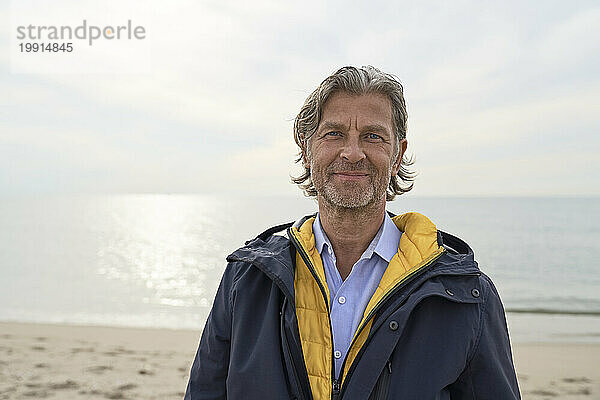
[313,212,402,379]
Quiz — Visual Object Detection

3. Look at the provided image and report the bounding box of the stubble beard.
[311,160,392,210]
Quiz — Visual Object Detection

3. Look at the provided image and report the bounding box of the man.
[185,66,521,399]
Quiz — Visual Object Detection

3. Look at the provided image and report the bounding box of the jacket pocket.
[368,359,392,400]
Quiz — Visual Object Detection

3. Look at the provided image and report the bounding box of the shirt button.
[338,296,346,304]
[334,350,342,359]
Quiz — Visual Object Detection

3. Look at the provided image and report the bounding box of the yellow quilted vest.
[289,212,444,399]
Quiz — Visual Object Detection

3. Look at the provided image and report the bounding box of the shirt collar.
[313,212,401,263]
[374,212,402,263]
[313,214,331,256]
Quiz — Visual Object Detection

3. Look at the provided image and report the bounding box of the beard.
[311,159,392,209]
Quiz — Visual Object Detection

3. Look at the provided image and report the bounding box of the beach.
[1,321,599,399]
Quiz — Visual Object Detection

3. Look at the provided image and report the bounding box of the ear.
[391,139,407,175]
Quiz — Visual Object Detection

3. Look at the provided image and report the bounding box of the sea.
[1,194,599,344]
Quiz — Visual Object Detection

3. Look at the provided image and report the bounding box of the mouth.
[331,171,369,181]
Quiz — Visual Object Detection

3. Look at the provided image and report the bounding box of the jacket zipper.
[337,248,446,397]
[289,227,340,400]
[332,380,341,400]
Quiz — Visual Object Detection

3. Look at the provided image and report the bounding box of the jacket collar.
[227,212,480,303]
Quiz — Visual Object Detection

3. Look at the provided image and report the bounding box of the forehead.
[320,91,393,128]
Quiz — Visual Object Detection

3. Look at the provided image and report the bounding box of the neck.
[317,197,386,280]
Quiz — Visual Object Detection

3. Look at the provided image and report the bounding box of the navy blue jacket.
[185,218,521,399]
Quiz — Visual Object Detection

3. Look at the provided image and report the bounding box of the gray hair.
[291,65,415,200]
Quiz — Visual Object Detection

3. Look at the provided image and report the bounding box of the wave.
[506,308,600,316]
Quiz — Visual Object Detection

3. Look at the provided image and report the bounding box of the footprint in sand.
[71,347,95,354]
[116,383,137,391]
[566,387,592,395]
[104,392,125,399]
[22,389,50,398]
[78,389,103,396]
[111,346,135,355]
[87,365,113,374]
[138,368,154,376]
[102,347,135,357]
[48,380,79,390]
[529,389,558,396]
[563,377,592,383]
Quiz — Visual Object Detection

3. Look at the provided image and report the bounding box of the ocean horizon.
[1,194,599,343]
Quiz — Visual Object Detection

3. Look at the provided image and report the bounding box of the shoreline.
[1,321,599,399]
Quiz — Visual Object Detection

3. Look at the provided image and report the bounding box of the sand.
[1,321,599,399]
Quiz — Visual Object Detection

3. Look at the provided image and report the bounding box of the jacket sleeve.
[185,262,237,400]
[449,274,522,399]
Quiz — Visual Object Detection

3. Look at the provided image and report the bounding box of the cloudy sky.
[2,0,599,197]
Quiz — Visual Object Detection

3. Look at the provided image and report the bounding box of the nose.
[339,135,366,163]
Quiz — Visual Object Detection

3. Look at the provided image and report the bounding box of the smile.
[332,172,369,181]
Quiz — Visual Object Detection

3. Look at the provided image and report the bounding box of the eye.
[367,133,382,140]
[325,131,342,137]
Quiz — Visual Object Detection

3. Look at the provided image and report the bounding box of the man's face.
[306,91,406,209]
